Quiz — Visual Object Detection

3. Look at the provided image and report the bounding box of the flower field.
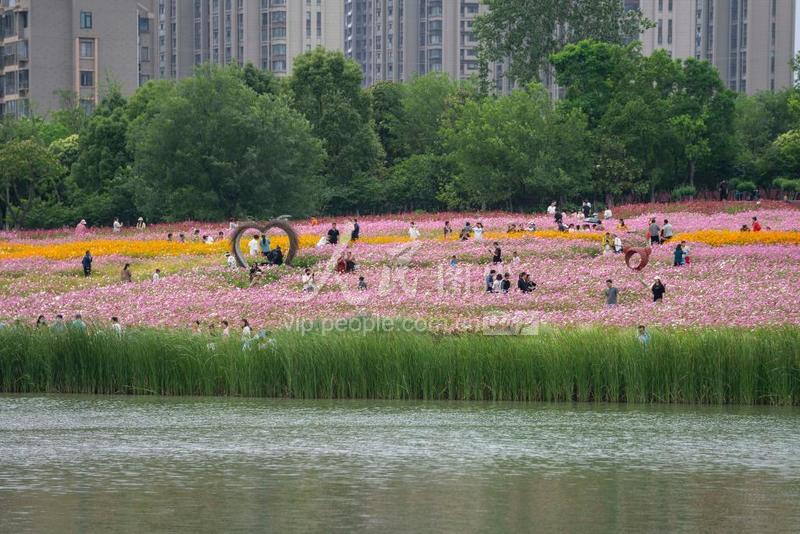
[1,203,799,332]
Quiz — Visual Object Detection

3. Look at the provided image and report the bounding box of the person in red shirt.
[751,217,762,232]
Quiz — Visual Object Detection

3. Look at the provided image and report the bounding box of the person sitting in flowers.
[267,245,284,266]
[120,263,132,283]
[751,217,762,232]
[501,273,512,293]
[647,276,666,302]
[302,269,315,292]
[740,224,750,232]
[602,232,614,254]
[492,273,503,293]
[459,222,472,240]
[613,234,623,254]
[617,219,628,232]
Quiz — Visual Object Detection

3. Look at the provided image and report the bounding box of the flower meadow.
[1,203,799,333]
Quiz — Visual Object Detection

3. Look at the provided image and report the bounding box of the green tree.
[474,0,651,85]
[288,49,383,211]
[443,84,591,210]
[0,139,64,229]
[130,65,323,221]
[370,81,408,164]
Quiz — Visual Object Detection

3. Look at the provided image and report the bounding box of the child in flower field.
[152,269,161,282]
[682,241,691,264]
[302,269,315,291]
[226,252,237,269]
[449,255,458,267]
[120,263,132,283]
[81,250,93,277]
[111,317,122,336]
[358,276,367,291]
[408,222,421,240]
[241,319,252,337]
[222,320,230,337]
[485,269,496,292]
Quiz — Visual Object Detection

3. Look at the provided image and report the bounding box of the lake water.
[1,396,798,533]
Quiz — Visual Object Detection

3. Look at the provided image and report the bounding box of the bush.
[671,185,697,201]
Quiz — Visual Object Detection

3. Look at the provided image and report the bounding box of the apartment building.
[0,0,148,118]
[345,0,513,92]
[631,0,795,94]
[180,0,344,76]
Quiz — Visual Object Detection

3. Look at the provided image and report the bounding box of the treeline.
[2,44,800,229]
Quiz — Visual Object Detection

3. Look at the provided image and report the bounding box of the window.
[17,69,28,90]
[80,11,92,29]
[80,99,94,114]
[271,59,286,71]
[80,70,94,87]
[316,12,322,37]
[667,19,672,44]
[668,0,672,11]
[139,17,150,33]
[271,43,286,55]
[658,0,663,11]
[79,39,94,58]
[141,46,150,61]
[657,19,663,45]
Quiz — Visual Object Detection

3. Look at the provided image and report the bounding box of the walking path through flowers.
[1,201,799,332]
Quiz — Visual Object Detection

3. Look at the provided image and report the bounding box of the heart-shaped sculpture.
[623,246,652,271]
[230,220,300,268]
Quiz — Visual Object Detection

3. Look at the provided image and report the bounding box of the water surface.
[1,396,798,532]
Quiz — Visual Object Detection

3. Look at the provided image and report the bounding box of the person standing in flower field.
[152,269,161,282]
[491,242,502,264]
[136,217,146,230]
[327,223,340,245]
[248,235,260,256]
[604,279,618,306]
[648,218,661,245]
[408,222,420,240]
[485,269,497,292]
[752,217,762,232]
[259,233,271,256]
[649,276,666,302]
[547,201,557,216]
[111,317,122,336]
[637,325,651,345]
[81,251,93,277]
[113,218,122,233]
[443,221,452,239]
[473,222,484,241]
[673,243,685,267]
[357,276,367,290]
[71,314,86,331]
[350,218,360,241]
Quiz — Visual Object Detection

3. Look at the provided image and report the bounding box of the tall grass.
[0,327,798,404]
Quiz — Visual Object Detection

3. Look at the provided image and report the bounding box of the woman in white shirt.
[473,222,484,240]
[491,274,503,293]
[408,222,421,240]
[547,202,557,215]
[248,236,260,256]
[613,235,623,254]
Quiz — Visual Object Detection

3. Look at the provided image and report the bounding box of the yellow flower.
[673,230,800,246]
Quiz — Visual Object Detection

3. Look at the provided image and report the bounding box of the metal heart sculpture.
[623,246,652,271]
[230,220,300,268]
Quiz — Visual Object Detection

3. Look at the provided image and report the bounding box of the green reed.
[0,327,798,404]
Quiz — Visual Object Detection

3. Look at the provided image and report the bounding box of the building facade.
[632,0,795,94]
[345,0,512,92]
[182,0,343,77]
[0,0,147,118]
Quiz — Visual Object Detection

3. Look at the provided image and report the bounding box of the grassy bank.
[0,328,798,405]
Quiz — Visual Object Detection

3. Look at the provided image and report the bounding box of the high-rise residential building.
[185,0,343,76]
[0,0,150,118]
[631,0,795,94]
[345,0,513,92]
